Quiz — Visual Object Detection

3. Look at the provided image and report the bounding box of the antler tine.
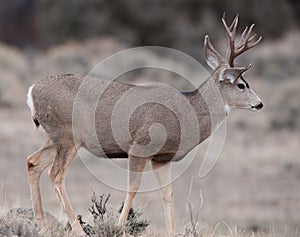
[222,13,239,36]
[248,35,262,48]
[237,24,262,53]
[222,14,239,67]
[240,26,248,42]
[253,35,262,45]
[248,33,257,43]
[245,24,255,42]
[222,14,262,67]
[238,25,252,48]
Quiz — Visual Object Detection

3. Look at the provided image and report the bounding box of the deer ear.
[221,64,251,83]
[204,35,226,70]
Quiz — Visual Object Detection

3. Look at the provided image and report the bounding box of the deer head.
[204,14,263,112]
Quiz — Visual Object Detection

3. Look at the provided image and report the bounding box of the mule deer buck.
[26,15,263,236]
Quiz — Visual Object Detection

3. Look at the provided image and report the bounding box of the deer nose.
[255,102,263,110]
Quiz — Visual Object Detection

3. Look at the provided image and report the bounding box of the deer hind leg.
[118,155,148,225]
[27,138,56,220]
[151,160,174,237]
[48,145,85,236]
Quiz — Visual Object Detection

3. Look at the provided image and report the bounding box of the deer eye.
[237,83,245,90]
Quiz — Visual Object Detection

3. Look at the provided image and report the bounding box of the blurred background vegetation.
[0,0,299,56]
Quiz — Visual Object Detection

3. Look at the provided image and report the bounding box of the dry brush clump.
[78,193,149,237]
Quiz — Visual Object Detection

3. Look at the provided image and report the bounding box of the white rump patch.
[26,84,35,117]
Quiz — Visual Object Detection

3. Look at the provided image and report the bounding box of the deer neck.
[186,77,227,143]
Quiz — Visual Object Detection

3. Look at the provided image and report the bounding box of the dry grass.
[0,206,296,237]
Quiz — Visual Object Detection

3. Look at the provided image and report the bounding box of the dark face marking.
[240,76,250,88]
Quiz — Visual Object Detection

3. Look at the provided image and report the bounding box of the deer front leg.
[118,155,148,225]
[48,145,86,236]
[151,160,174,237]
[27,138,56,220]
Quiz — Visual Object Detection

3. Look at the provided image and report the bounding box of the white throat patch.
[225,104,231,114]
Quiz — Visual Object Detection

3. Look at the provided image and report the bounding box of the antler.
[222,13,262,67]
